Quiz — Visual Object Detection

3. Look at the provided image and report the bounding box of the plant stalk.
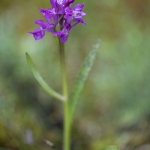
[59,39,71,150]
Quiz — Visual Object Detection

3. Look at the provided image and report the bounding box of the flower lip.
[28,28,45,40]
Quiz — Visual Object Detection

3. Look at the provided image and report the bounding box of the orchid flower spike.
[29,0,86,42]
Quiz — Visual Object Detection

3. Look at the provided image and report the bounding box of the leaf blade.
[26,53,64,101]
[69,39,101,120]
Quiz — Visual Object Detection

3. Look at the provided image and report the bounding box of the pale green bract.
[69,39,101,121]
[26,53,65,101]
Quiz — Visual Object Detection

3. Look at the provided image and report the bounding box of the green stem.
[59,39,71,150]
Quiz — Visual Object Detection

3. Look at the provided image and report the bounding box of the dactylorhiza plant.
[26,0,100,150]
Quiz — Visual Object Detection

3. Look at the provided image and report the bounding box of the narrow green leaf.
[26,53,65,101]
[69,39,101,120]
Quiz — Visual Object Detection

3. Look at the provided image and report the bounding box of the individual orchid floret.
[28,28,45,40]
[28,0,86,42]
[53,23,72,42]
[64,4,86,22]
[28,20,54,40]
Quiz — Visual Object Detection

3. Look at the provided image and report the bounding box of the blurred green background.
[0,0,150,150]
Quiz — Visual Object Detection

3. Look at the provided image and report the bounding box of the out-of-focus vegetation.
[0,0,150,150]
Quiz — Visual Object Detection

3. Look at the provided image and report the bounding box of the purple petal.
[40,8,58,24]
[65,7,72,16]
[74,11,86,18]
[76,18,86,25]
[65,0,74,7]
[50,0,57,8]
[40,8,56,18]
[69,10,86,19]
[57,0,66,5]
[64,4,86,23]
[80,20,86,25]
[60,35,68,42]
[47,24,55,32]
[50,0,60,13]
[53,23,71,42]
[34,20,55,32]
[53,31,62,36]
[54,31,68,42]
[34,20,48,29]
[73,4,85,11]
[28,28,45,40]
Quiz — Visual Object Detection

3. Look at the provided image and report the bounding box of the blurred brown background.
[0,0,150,150]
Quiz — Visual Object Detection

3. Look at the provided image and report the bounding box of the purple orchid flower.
[28,0,86,42]
[54,23,72,42]
[64,4,86,25]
